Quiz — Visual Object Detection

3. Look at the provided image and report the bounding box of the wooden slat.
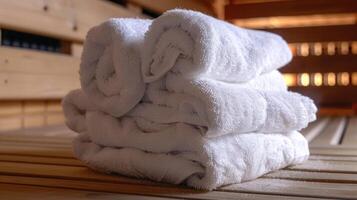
[0,0,143,42]
[309,155,357,162]
[342,117,357,146]
[0,183,172,200]
[280,55,357,73]
[301,117,330,142]
[223,178,357,199]
[225,0,357,19]
[0,46,80,99]
[310,146,357,156]
[0,145,73,158]
[263,25,357,43]
[289,159,357,173]
[289,86,357,106]
[0,175,329,200]
[128,0,215,16]
[0,155,82,167]
[310,117,347,146]
[266,170,357,183]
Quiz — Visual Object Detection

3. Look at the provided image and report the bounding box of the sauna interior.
[0,0,356,199]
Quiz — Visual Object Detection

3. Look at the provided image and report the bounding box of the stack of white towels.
[62,9,317,190]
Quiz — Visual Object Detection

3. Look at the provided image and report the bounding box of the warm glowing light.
[352,72,357,85]
[337,72,350,86]
[313,73,323,86]
[288,44,297,56]
[233,14,357,29]
[339,42,349,55]
[283,73,297,86]
[313,43,322,56]
[325,73,336,86]
[299,43,309,56]
[352,42,357,54]
[299,73,310,86]
[327,42,336,55]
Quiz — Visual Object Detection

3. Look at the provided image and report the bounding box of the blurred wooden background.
[0,0,356,132]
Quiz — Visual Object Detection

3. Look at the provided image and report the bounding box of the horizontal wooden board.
[0,183,172,200]
[266,170,357,183]
[0,46,80,99]
[0,0,144,42]
[281,55,357,73]
[223,178,357,199]
[263,25,357,43]
[128,0,214,16]
[225,0,357,19]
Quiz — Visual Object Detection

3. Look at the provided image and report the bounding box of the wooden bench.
[0,117,357,199]
[1,0,357,199]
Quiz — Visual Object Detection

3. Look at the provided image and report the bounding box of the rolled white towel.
[142,9,292,83]
[73,111,309,190]
[80,18,151,117]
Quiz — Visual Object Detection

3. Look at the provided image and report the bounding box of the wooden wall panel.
[263,25,357,43]
[0,47,80,99]
[0,0,143,42]
[225,0,357,19]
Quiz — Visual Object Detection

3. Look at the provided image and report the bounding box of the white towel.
[142,9,292,83]
[128,71,317,137]
[73,111,309,190]
[80,18,151,117]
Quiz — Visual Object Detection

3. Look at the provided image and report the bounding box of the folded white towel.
[80,18,151,117]
[142,9,292,83]
[73,111,309,190]
[128,71,316,137]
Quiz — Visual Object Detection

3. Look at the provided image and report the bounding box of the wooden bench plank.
[342,117,357,146]
[0,183,175,200]
[0,145,73,158]
[0,175,331,200]
[0,155,82,167]
[289,160,357,173]
[301,117,330,142]
[0,47,80,99]
[310,117,347,146]
[265,170,357,183]
[222,178,357,199]
[225,0,357,19]
[310,147,357,156]
[309,155,357,162]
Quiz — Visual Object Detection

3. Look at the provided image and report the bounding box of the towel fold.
[142,9,292,83]
[128,71,316,137]
[80,18,151,117]
[73,111,309,189]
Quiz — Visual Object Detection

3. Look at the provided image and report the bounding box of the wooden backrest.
[0,0,144,131]
[225,0,357,109]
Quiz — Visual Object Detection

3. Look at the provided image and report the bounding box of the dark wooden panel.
[280,55,357,73]
[262,25,357,43]
[225,0,357,19]
[289,86,357,106]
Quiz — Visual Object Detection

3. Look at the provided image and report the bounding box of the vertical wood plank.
[341,117,357,146]
[310,117,347,146]
[301,117,330,142]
